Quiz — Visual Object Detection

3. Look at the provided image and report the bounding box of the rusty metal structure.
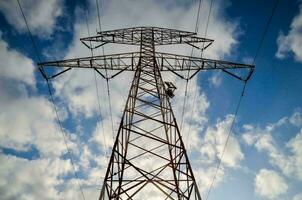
[38,27,254,199]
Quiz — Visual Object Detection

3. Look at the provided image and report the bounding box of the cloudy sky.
[0,0,302,199]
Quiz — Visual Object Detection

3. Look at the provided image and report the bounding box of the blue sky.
[0,0,302,199]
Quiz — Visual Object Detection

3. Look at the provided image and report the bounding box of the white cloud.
[289,110,302,127]
[281,129,302,179]
[242,116,289,151]
[194,166,225,194]
[0,154,73,200]
[276,3,302,62]
[255,133,277,153]
[0,36,35,86]
[0,0,63,37]
[209,73,222,87]
[254,169,288,199]
[0,35,71,157]
[91,117,116,152]
[0,5,104,199]
[172,75,210,151]
[242,110,302,194]
[242,124,259,145]
[200,115,244,168]
[293,193,302,200]
[242,115,302,182]
[0,92,72,157]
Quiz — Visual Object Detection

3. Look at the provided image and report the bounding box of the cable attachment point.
[164,81,177,98]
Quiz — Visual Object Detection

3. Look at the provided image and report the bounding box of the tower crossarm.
[155,52,255,81]
[37,52,141,79]
[37,51,254,81]
[80,26,213,49]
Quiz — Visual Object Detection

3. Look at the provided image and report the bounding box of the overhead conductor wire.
[205,0,280,199]
[180,0,203,132]
[83,5,109,189]
[95,0,115,142]
[16,0,86,199]
[185,0,214,149]
[84,5,109,157]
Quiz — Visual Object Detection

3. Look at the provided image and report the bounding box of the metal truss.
[38,27,254,200]
[39,52,253,81]
[80,26,213,49]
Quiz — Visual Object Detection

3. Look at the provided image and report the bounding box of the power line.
[16,0,41,63]
[253,0,280,64]
[16,1,86,199]
[105,79,115,140]
[95,0,102,33]
[47,80,87,200]
[205,81,247,200]
[194,0,203,33]
[180,0,203,132]
[180,79,189,131]
[202,0,214,49]
[95,0,105,56]
[185,0,215,148]
[95,0,115,140]
[205,0,280,199]
[84,7,109,156]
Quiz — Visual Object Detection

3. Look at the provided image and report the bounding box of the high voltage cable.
[185,0,214,149]
[84,7,109,156]
[16,0,41,63]
[16,0,86,199]
[95,0,105,56]
[253,0,280,64]
[95,0,115,141]
[180,0,203,132]
[93,71,109,155]
[202,0,214,47]
[95,0,102,34]
[205,0,280,199]
[105,79,115,140]
[47,80,87,200]
[205,81,247,200]
[84,7,111,190]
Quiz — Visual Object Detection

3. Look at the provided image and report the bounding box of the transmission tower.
[39,27,254,199]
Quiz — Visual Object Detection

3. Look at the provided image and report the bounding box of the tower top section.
[80,26,214,48]
[38,26,254,82]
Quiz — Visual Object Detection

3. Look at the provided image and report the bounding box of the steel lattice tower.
[39,27,254,200]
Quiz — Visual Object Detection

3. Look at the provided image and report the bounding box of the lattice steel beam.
[38,52,253,81]
[80,26,213,49]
